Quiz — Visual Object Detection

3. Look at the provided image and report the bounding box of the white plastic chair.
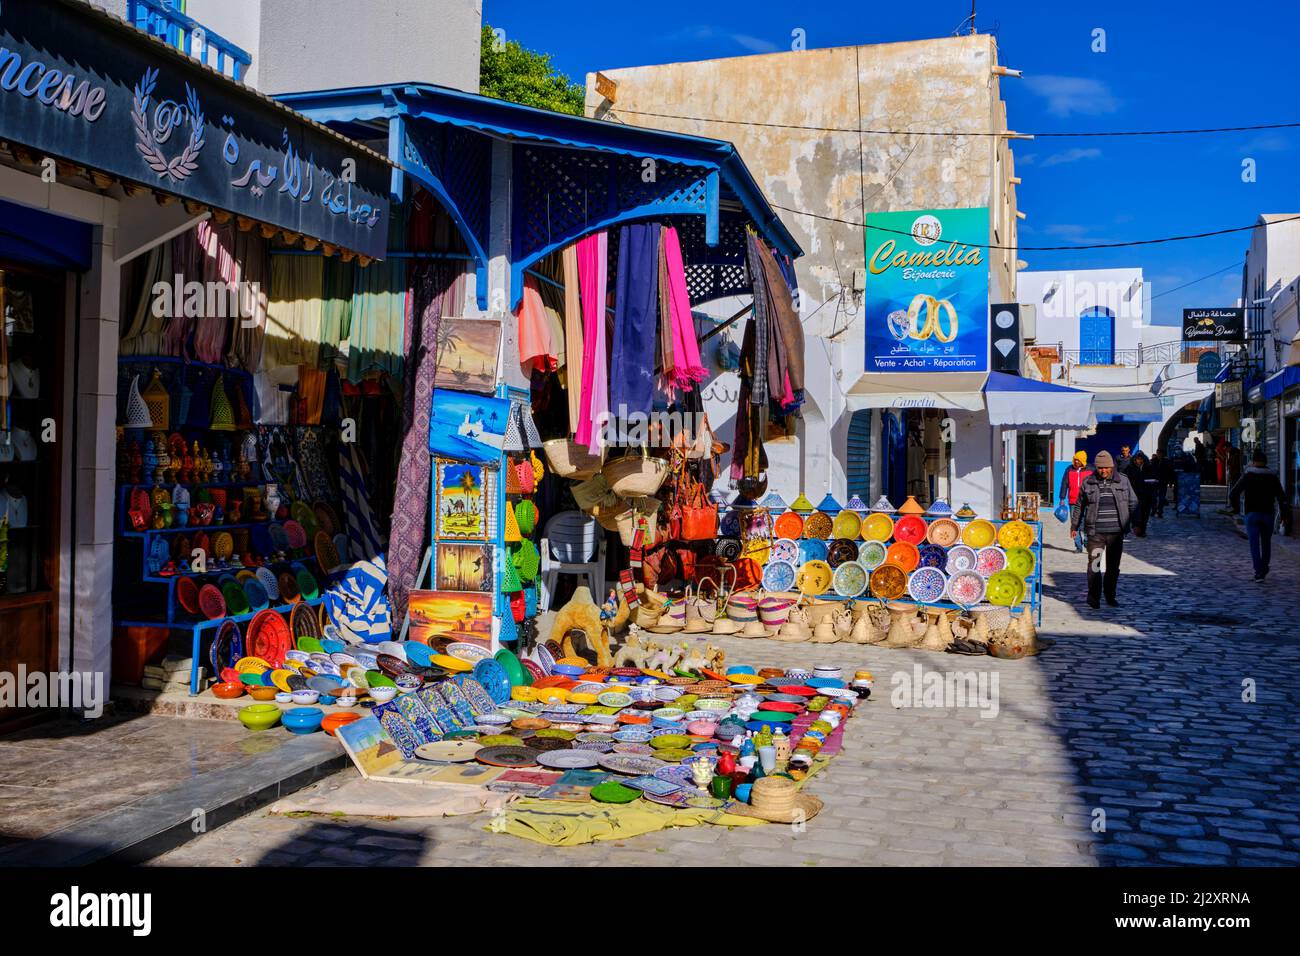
[538,510,604,611]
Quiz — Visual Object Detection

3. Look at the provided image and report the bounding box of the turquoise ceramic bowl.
[282,706,324,735]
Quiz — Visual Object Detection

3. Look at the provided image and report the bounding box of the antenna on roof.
[954,1,977,36]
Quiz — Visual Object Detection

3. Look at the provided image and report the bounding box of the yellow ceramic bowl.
[727,673,764,685]
[510,685,537,702]
[269,669,294,693]
[534,687,570,704]
[568,692,599,705]
[997,519,1035,549]
[430,654,473,673]
[797,559,833,596]
[961,518,997,549]
[234,656,271,674]
[831,511,862,540]
[861,512,895,542]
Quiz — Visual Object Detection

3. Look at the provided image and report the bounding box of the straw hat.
[727,776,824,823]
[738,620,770,639]
[811,620,840,643]
[773,620,811,643]
[683,617,713,635]
[711,618,742,636]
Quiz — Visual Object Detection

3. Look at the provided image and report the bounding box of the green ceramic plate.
[649,734,692,750]
[748,710,794,723]
[590,782,642,804]
[1005,547,1036,579]
[495,648,527,687]
[478,734,525,747]
[365,671,396,688]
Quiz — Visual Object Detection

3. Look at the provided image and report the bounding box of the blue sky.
[484,0,1300,327]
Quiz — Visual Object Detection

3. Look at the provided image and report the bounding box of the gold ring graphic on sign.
[906,294,959,342]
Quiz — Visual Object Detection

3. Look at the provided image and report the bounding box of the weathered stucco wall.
[586,36,1019,503]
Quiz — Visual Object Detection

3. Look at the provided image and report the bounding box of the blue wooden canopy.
[275,83,800,309]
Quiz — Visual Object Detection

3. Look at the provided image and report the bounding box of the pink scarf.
[575,231,608,452]
[661,224,707,395]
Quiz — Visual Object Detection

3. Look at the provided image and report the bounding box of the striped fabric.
[339,441,384,563]
[325,557,392,644]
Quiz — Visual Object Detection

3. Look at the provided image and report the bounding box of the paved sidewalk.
[148,512,1300,866]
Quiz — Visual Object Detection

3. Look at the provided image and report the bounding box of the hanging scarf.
[744,231,770,407]
[574,230,608,452]
[752,235,804,411]
[611,222,659,433]
[388,261,463,624]
[562,244,584,429]
[516,274,558,374]
[659,224,708,396]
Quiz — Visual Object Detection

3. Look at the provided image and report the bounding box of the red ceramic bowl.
[892,514,928,545]
[212,681,246,700]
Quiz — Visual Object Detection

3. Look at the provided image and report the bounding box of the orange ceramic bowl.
[248,685,279,701]
[211,681,246,700]
[321,712,363,736]
[885,540,921,572]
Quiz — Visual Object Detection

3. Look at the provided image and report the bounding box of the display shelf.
[115,596,325,695]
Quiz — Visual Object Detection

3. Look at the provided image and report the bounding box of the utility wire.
[1149,261,1244,300]
[770,205,1300,252]
[613,107,1300,139]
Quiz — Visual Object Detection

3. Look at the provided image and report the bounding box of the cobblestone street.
[151,513,1300,867]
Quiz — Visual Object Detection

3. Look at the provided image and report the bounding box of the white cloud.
[1024,75,1120,117]
[1040,147,1102,167]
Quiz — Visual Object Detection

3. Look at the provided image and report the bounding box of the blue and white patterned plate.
[857,540,887,569]
[946,545,978,573]
[908,567,948,603]
[762,560,796,591]
[771,538,800,564]
[473,658,512,705]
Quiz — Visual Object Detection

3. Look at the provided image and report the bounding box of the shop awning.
[1090,391,1164,423]
[845,372,987,411]
[1255,365,1300,401]
[983,372,1095,429]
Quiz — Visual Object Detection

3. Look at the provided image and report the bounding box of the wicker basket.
[543,438,605,479]
[602,452,669,498]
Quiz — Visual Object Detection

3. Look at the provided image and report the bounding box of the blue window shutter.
[847,409,873,499]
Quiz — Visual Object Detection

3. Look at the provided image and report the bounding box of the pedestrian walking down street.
[1072,450,1140,609]
[1117,444,1133,474]
[1228,449,1292,582]
[1124,450,1154,537]
[1059,451,1092,552]
[1154,450,1176,518]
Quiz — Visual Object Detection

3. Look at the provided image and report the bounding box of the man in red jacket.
[1059,451,1093,552]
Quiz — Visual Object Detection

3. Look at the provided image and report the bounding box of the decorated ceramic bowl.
[831,510,862,540]
[826,538,859,568]
[975,546,1007,578]
[926,517,961,547]
[796,560,833,596]
[1005,547,1036,579]
[907,567,948,603]
[961,518,997,549]
[946,544,978,573]
[832,561,868,598]
[885,541,920,573]
[998,519,1035,549]
[861,512,894,542]
[869,563,907,600]
[798,538,828,563]
[893,514,928,545]
[985,570,1025,607]
[945,569,986,605]
[917,543,948,570]
[858,540,887,569]
[762,559,797,592]
[771,538,800,564]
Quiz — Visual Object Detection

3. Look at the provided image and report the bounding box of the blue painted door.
[1079,307,1115,365]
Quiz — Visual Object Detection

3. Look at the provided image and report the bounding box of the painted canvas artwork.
[406,590,493,647]
[435,461,494,540]
[428,388,510,463]
[434,317,502,395]
[436,542,492,591]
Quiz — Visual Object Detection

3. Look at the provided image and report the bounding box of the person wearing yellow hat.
[1059,451,1092,552]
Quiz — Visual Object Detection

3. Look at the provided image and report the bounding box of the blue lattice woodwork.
[511,144,720,306]
[400,117,493,308]
[676,212,756,306]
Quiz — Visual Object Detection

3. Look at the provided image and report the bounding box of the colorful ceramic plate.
[475,745,541,768]
[861,512,894,542]
[998,519,1035,549]
[473,658,512,704]
[495,648,527,686]
[797,538,828,564]
[1005,547,1036,579]
[797,560,833,595]
[885,541,920,573]
[649,733,692,750]
[447,642,491,663]
[826,538,859,568]
[590,782,642,803]
[415,740,481,762]
[893,514,927,545]
[945,569,986,605]
[430,654,473,673]
[597,753,664,776]
[762,559,796,592]
[773,511,804,540]
[975,546,1007,578]
[771,538,800,564]
[917,543,948,570]
[946,544,978,573]
[857,540,887,569]
[986,570,1026,607]
[535,643,556,676]
[869,563,907,600]
[926,517,961,547]
[830,510,862,540]
[597,691,633,708]
[832,561,868,598]
[803,511,833,539]
[908,567,948,603]
[537,750,602,769]
[961,518,997,549]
